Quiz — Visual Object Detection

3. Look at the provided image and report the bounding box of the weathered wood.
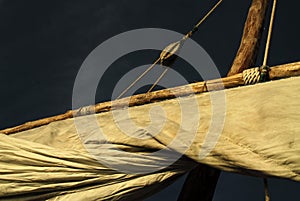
[227,0,269,76]
[269,61,300,79]
[180,1,270,200]
[1,61,299,135]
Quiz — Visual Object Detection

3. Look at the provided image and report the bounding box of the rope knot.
[242,65,270,85]
[242,67,261,85]
[75,106,94,116]
[259,65,270,82]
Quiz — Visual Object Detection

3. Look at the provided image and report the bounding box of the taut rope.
[242,0,277,87]
[116,58,160,99]
[263,0,277,67]
[148,0,222,93]
[116,0,222,99]
[262,0,277,201]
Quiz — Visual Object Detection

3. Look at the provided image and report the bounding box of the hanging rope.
[262,1,277,201]
[147,0,223,93]
[243,1,277,198]
[116,0,223,99]
[242,2,277,200]
[264,178,271,201]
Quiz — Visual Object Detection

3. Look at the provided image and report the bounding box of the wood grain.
[227,0,269,76]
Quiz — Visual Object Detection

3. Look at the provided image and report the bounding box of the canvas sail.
[1,76,300,200]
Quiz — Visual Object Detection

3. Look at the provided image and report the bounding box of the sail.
[1,76,299,200]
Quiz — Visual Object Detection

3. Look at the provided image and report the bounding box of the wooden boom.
[1,61,299,135]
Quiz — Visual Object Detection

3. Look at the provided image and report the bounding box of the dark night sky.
[0,0,299,200]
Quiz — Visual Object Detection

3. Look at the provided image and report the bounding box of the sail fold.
[1,76,299,200]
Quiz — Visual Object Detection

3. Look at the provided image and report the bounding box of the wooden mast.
[228,0,269,76]
[177,0,269,200]
[0,0,298,200]
[0,0,297,199]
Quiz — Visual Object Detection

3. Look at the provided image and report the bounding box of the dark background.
[0,0,299,200]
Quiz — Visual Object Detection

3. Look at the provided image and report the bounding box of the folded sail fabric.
[1,76,299,200]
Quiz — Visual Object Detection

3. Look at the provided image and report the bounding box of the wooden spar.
[177,165,220,201]
[1,61,299,135]
[178,0,269,200]
[227,0,269,76]
[0,1,294,201]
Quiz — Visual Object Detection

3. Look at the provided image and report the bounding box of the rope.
[76,106,93,116]
[263,0,277,66]
[242,65,270,85]
[259,65,270,82]
[116,0,223,98]
[183,0,223,40]
[147,0,222,93]
[242,67,261,85]
[147,67,169,93]
[159,40,183,66]
[243,0,276,86]
[116,58,160,99]
[264,178,271,201]
[261,1,277,200]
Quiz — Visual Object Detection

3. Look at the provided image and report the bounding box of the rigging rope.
[264,178,270,201]
[182,0,223,40]
[242,67,261,85]
[242,0,276,86]
[262,1,277,201]
[146,0,223,93]
[263,0,277,66]
[116,58,160,99]
[116,0,222,99]
[147,67,169,93]
[242,2,277,199]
